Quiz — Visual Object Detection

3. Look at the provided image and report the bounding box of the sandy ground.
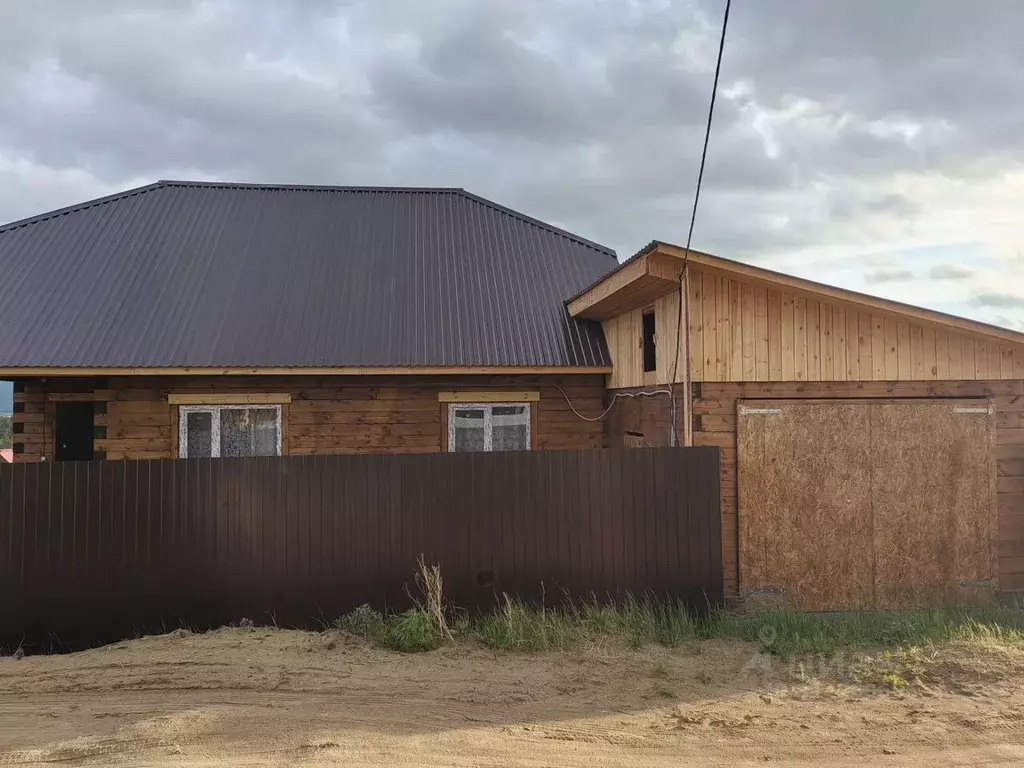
[1,628,1023,767]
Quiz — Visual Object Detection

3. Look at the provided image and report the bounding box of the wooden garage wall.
[606,379,1024,597]
[603,267,1024,387]
[12,374,607,461]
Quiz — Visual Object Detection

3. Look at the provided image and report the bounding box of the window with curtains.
[179,405,281,458]
[447,403,531,452]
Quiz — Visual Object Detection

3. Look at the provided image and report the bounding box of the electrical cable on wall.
[559,0,733,439]
[669,0,732,446]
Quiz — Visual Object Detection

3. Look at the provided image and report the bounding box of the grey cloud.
[0,0,1020,282]
[929,264,975,280]
[971,293,1024,309]
[864,269,915,284]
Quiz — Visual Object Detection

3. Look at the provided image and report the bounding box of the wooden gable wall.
[604,266,1024,387]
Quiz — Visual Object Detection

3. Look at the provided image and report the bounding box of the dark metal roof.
[0,181,617,369]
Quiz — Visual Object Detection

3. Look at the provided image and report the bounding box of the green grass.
[334,605,441,653]
[333,596,1024,658]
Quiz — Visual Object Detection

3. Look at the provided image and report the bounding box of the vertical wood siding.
[602,267,1024,387]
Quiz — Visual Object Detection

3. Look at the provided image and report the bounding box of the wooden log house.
[2,184,1022,608]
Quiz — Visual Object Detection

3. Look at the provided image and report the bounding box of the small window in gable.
[642,309,657,373]
[179,405,281,458]
[448,403,530,452]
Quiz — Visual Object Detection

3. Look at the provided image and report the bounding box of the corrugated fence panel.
[0,448,721,651]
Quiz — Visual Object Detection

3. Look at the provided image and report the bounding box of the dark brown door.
[55,402,95,461]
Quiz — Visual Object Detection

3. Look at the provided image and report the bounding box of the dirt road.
[1,628,1023,766]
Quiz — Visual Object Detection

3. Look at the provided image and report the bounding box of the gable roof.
[569,240,1024,348]
[0,181,616,372]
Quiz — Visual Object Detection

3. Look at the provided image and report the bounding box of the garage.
[738,399,997,610]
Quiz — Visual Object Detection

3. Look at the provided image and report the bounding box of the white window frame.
[178,404,282,458]
[447,402,531,452]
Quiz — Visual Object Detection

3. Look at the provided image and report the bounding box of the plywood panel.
[871,403,996,608]
[738,402,874,610]
[736,398,998,609]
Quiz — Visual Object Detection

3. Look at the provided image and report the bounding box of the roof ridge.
[0,181,167,235]
[158,180,466,194]
[456,189,617,257]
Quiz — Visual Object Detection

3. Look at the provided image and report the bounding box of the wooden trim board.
[168,393,293,405]
[438,391,540,403]
[0,366,612,377]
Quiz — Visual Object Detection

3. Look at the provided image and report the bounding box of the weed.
[388,610,441,653]
[475,595,581,651]
[650,661,669,679]
[411,556,453,642]
[335,604,386,640]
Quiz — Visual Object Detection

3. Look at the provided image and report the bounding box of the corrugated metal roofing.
[0,181,617,369]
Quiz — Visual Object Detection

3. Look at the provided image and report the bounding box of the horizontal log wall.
[607,379,1024,597]
[12,374,607,461]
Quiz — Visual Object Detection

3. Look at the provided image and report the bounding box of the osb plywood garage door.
[738,400,997,611]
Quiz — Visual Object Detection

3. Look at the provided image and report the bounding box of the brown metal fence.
[0,448,721,650]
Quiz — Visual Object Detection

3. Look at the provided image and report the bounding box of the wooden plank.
[963,338,978,379]
[689,271,704,384]
[935,330,950,380]
[793,295,807,381]
[870,315,885,381]
[921,326,936,380]
[716,276,731,382]
[976,341,990,379]
[438,391,540,403]
[767,290,782,381]
[730,278,744,380]
[742,283,756,380]
[167,393,292,405]
[1002,346,1017,380]
[781,292,795,381]
[883,318,899,380]
[948,332,963,379]
[833,306,848,381]
[845,311,859,380]
[807,299,821,382]
[858,312,873,381]
[703,272,719,382]
[897,321,911,379]
[820,303,834,381]
[909,323,925,380]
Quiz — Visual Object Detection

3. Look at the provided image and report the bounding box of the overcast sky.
[1,0,1022,330]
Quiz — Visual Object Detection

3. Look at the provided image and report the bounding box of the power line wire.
[670,0,732,445]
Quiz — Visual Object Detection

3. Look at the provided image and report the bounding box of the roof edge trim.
[569,240,1024,347]
[0,181,166,235]
[0,365,614,377]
